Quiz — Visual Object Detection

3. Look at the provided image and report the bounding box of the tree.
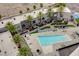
[54,3,66,17]
[19,47,30,56]
[6,22,17,35]
[27,15,33,30]
[54,3,66,8]
[33,5,36,10]
[13,34,21,43]
[40,3,43,8]
[37,12,44,20]
[57,5,65,13]
[47,8,53,18]
[27,15,33,22]
[47,8,54,23]
[19,10,23,14]
[64,21,68,25]
[37,12,44,26]
[27,8,30,12]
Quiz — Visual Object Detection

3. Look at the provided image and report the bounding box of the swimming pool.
[72,12,79,19]
[38,35,66,46]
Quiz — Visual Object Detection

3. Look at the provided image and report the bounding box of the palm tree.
[19,47,31,56]
[13,34,21,43]
[47,8,53,18]
[40,3,43,8]
[27,8,30,12]
[47,8,54,23]
[27,15,33,23]
[54,3,66,8]
[54,3,66,17]
[6,22,17,35]
[37,12,44,20]
[19,10,23,14]
[33,5,36,10]
[13,34,22,48]
[37,12,44,26]
[27,15,33,30]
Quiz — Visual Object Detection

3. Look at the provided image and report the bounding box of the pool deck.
[22,27,79,56]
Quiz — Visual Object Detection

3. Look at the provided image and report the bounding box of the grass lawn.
[76,18,79,23]
[66,25,75,27]
[30,31,38,34]
[40,26,50,30]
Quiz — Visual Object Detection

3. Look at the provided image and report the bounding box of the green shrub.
[64,21,68,25]
[30,31,38,34]
[6,22,17,35]
[40,3,43,8]
[27,8,30,11]
[13,34,22,43]
[33,5,36,9]
[66,25,75,27]
[41,26,50,30]
[19,10,23,14]
[76,18,79,23]
[19,47,31,56]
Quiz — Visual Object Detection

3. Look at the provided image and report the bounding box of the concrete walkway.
[0,31,18,56]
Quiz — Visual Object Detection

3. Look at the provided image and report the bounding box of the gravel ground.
[0,3,79,20]
[66,3,79,12]
[0,3,53,20]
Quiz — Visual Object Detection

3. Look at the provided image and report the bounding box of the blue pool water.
[72,12,79,19]
[38,35,65,46]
